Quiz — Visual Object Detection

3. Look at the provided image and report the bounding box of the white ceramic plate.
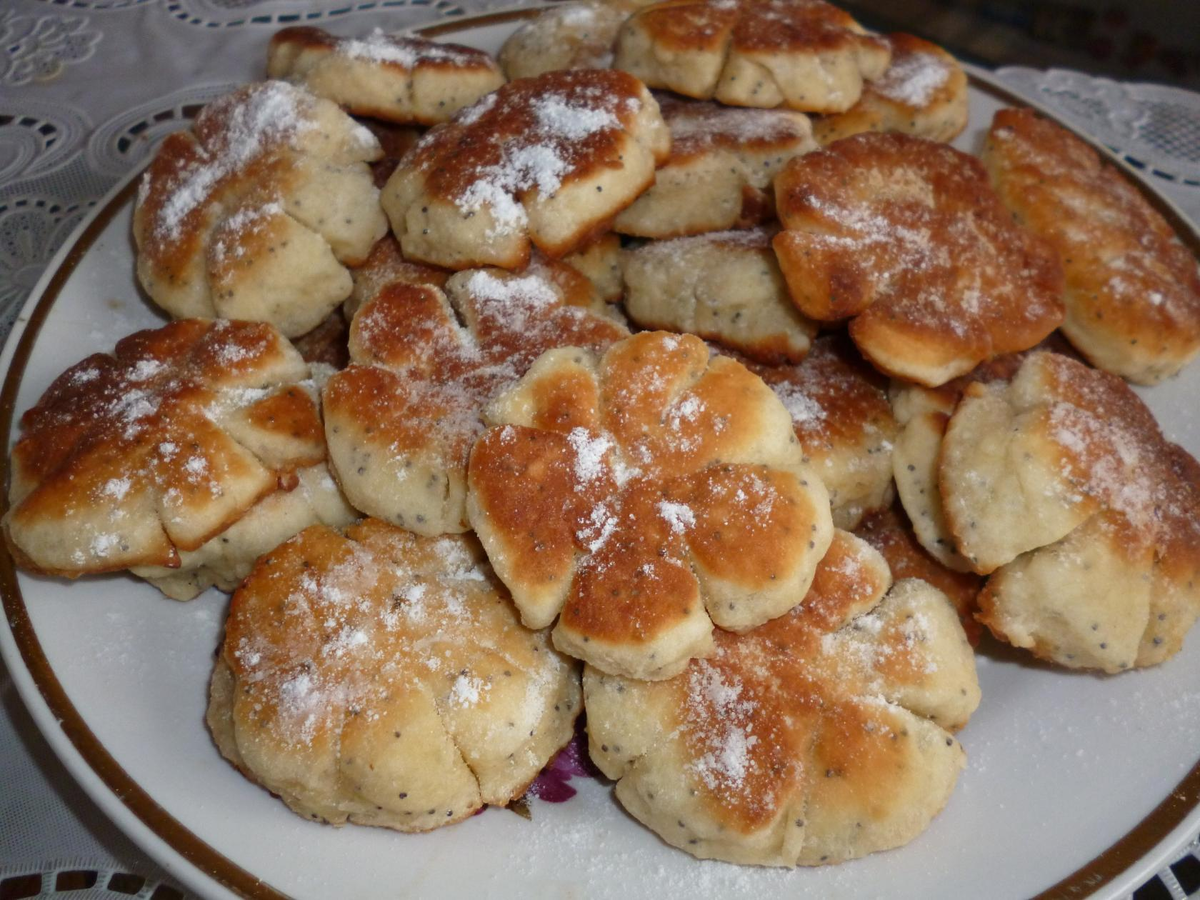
[2,10,1199,900]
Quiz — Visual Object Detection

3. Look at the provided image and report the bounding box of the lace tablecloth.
[2,2,1200,898]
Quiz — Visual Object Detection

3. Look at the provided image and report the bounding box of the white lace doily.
[996,66,1200,187]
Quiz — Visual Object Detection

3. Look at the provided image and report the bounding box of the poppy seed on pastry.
[134,81,387,337]
[208,520,580,831]
[4,319,355,598]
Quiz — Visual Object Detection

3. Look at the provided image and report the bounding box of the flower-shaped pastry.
[811,33,968,146]
[773,132,1065,386]
[467,331,834,680]
[982,107,1200,384]
[940,352,1200,670]
[323,259,628,536]
[267,27,505,126]
[614,96,817,238]
[381,69,669,270]
[209,519,580,832]
[4,320,345,595]
[615,0,891,113]
[584,529,980,866]
[622,228,817,364]
[498,0,645,80]
[134,81,387,337]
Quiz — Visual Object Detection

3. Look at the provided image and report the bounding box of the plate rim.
[1,8,1199,899]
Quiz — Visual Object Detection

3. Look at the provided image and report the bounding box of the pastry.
[584,529,980,866]
[4,319,352,597]
[811,33,968,146]
[773,132,1065,386]
[940,352,1200,670]
[381,69,669,270]
[614,96,816,237]
[267,26,504,125]
[467,331,833,680]
[622,228,817,364]
[208,519,580,831]
[983,107,1200,384]
[745,335,897,529]
[614,0,890,113]
[323,259,628,535]
[134,81,387,337]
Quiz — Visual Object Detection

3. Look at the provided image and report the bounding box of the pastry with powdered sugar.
[498,0,652,80]
[267,26,504,125]
[323,256,628,536]
[134,81,387,337]
[773,132,1065,386]
[467,331,834,680]
[937,351,1200,671]
[3,319,356,599]
[982,107,1200,384]
[621,228,817,364]
[614,0,890,113]
[811,33,968,146]
[614,96,817,238]
[381,69,669,270]
[584,528,980,866]
[208,519,580,832]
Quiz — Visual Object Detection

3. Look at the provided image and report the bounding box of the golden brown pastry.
[614,0,890,113]
[467,331,833,680]
[982,107,1200,384]
[773,132,1065,386]
[939,352,1200,670]
[622,228,817,364]
[381,69,669,270]
[585,529,980,866]
[134,81,387,337]
[323,259,628,535]
[4,319,354,597]
[267,26,504,125]
[615,96,816,237]
[208,519,580,831]
[812,33,968,146]
[743,335,897,529]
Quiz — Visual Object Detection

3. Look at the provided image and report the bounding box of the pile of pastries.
[6,0,1200,873]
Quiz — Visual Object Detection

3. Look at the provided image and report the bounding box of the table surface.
[2,1,1199,898]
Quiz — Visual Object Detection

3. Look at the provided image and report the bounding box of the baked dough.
[467,331,833,680]
[381,69,669,270]
[743,335,897,529]
[622,228,817,363]
[811,34,968,146]
[499,0,647,79]
[773,132,1065,386]
[323,259,627,535]
[4,319,348,596]
[614,96,816,237]
[268,26,504,125]
[983,107,1200,384]
[614,0,890,113]
[208,519,580,831]
[134,81,387,337]
[940,352,1200,670]
[584,529,979,866]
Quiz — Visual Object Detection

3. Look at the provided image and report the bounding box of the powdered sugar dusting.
[686,662,759,793]
[153,82,314,241]
[337,29,485,69]
[872,47,951,107]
